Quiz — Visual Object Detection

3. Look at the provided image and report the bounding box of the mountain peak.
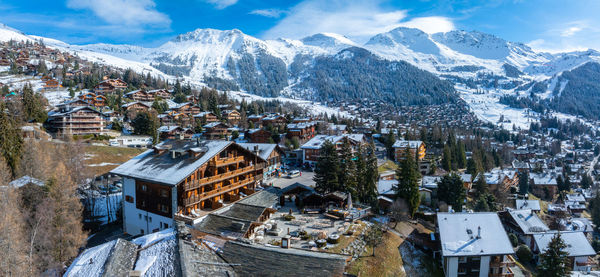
[172,28,247,43]
[301,33,357,48]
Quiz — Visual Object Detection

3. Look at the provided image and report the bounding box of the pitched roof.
[515,199,541,211]
[237,143,279,160]
[237,187,281,208]
[437,212,514,257]
[392,140,423,149]
[221,241,348,277]
[533,232,596,257]
[506,209,549,234]
[194,214,253,239]
[9,175,45,188]
[110,140,232,186]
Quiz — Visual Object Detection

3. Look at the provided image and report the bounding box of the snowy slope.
[0,24,34,42]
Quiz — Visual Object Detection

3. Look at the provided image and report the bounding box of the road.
[269,170,316,189]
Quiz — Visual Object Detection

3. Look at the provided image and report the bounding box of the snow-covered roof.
[507,209,549,234]
[378,179,397,195]
[237,143,279,161]
[437,212,514,257]
[530,172,558,186]
[566,193,586,203]
[392,140,423,149]
[8,175,45,188]
[301,134,364,150]
[515,199,541,211]
[421,176,441,189]
[110,140,233,186]
[157,125,181,133]
[533,232,595,257]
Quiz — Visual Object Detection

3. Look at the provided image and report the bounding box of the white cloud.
[66,0,170,27]
[261,0,454,43]
[203,0,238,9]
[561,26,582,37]
[397,16,455,34]
[249,9,286,18]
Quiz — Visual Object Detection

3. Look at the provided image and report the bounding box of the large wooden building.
[111,140,266,236]
[47,106,107,135]
[393,140,426,161]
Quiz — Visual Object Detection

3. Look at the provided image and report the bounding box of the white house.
[437,212,516,277]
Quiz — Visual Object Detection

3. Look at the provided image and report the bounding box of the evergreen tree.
[338,140,357,196]
[456,140,467,169]
[0,101,23,177]
[21,84,47,123]
[132,111,159,145]
[473,173,488,198]
[394,148,421,217]
[356,145,378,206]
[384,131,396,159]
[519,172,529,195]
[441,145,452,171]
[537,233,570,277]
[173,92,187,104]
[438,174,466,212]
[313,141,340,194]
[581,174,593,189]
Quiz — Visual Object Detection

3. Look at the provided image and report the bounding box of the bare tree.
[389,199,409,228]
[0,187,30,276]
[35,162,87,273]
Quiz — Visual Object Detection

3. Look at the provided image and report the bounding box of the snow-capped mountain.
[3,22,600,121]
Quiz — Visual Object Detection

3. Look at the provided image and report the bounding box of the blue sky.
[0,0,599,52]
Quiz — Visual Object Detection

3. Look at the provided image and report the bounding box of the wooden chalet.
[122,101,151,114]
[194,111,218,123]
[203,122,231,139]
[245,128,272,143]
[222,110,241,125]
[78,92,106,107]
[94,79,127,95]
[110,140,267,235]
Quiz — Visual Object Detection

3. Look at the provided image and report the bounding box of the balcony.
[183,165,256,191]
[209,156,245,167]
[183,176,255,207]
[489,266,513,277]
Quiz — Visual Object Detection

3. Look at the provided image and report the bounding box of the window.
[149,217,152,223]
[140,200,146,208]
[458,257,467,263]
[163,223,168,229]
[141,184,148,192]
[144,215,148,221]
[160,189,168,198]
[158,204,169,213]
[125,195,134,203]
[457,267,466,275]
[138,213,142,219]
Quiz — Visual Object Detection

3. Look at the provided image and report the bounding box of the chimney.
[254,145,260,156]
[179,133,185,140]
[171,150,177,159]
[476,226,481,239]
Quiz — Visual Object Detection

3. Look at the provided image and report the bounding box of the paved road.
[269,171,315,189]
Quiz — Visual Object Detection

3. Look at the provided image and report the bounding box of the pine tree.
[395,148,421,217]
[356,145,378,206]
[519,172,529,195]
[473,172,488,198]
[537,233,570,277]
[442,145,452,171]
[338,140,357,196]
[438,174,466,212]
[313,141,340,194]
[0,101,23,177]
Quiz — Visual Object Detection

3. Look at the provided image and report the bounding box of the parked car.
[287,170,301,178]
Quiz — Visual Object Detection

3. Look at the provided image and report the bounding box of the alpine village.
[2,6,600,277]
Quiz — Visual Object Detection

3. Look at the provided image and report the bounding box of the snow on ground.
[87,162,120,167]
[64,239,117,277]
[457,84,535,130]
[84,193,121,225]
[399,241,432,277]
[227,90,355,119]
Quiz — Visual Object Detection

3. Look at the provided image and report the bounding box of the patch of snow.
[64,240,116,277]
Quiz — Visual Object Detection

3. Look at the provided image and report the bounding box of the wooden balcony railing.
[209,156,245,167]
[183,176,255,207]
[490,255,516,270]
[183,165,256,191]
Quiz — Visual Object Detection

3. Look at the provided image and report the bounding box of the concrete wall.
[479,256,490,277]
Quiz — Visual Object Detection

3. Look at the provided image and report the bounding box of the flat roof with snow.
[437,212,514,257]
